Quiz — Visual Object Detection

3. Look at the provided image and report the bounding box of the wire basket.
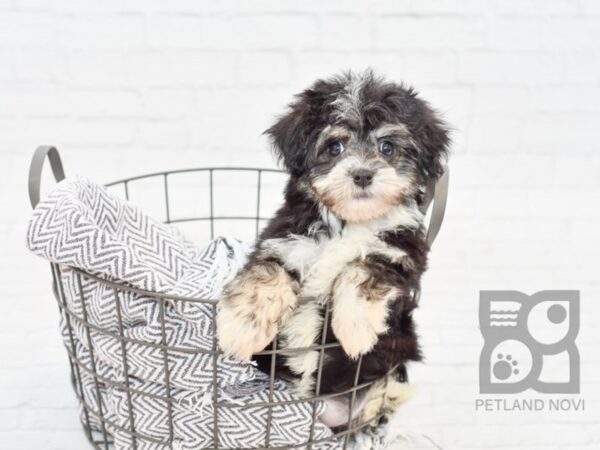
[29,146,442,450]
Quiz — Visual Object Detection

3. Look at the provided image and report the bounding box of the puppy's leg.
[217,260,298,361]
[331,263,399,359]
[360,375,413,424]
[350,375,413,450]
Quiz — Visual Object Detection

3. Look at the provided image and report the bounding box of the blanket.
[27,176,340,450]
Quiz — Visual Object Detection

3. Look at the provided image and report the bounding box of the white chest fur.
[261,204,423,299]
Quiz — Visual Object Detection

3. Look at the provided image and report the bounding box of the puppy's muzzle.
[351,168,375,188]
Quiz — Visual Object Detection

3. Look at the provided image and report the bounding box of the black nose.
[352,169,375,188]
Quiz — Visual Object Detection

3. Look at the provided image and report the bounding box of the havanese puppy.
[217,70,449,430]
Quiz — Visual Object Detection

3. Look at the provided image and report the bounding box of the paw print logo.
[479,291,579,394]
[493,353,519,380]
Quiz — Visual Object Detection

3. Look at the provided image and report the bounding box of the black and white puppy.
[217,71,449,427]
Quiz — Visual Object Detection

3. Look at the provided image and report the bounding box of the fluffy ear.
[369,81,450,184]
[421,110,450,180]
[265,91,324,176]
[412,100,451,183]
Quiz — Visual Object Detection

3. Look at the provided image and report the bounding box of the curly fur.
[217,70,450,430]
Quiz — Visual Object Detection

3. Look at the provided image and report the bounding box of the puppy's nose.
[351,169,375,188]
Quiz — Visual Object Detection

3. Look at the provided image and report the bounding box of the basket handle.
[28,145,66,209]
[425,168,449,247]
[411,167,449,306]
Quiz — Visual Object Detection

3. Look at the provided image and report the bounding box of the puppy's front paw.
[331,264,398,359]
[217,261,298,361]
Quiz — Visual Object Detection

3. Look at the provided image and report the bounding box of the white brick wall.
[2,1,600,449]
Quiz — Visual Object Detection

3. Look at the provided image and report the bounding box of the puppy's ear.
[377,82,450,183]
[265,91,322,176]
[417,106,450,182]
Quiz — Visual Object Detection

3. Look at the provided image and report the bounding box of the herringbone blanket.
[27,176,340,450]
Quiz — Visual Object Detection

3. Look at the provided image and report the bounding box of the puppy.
[217,70,449,429]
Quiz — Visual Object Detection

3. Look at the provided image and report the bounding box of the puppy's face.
[267,71,450,223]
[307,123,418,222]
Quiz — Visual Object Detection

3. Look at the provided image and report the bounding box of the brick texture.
[1,1,599,449]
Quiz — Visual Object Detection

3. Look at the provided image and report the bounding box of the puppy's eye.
[328,141,344,157]
[379,141,395,157]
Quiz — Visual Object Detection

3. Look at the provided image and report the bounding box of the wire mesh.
[39,163,393,450]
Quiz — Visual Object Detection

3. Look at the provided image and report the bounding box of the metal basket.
[29,145,443,450]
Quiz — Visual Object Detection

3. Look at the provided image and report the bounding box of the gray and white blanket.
[27,176,340,450]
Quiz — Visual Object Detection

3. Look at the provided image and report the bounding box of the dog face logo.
[479,290,580,394]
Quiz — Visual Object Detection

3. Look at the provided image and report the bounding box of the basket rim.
[105,166,286,187]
